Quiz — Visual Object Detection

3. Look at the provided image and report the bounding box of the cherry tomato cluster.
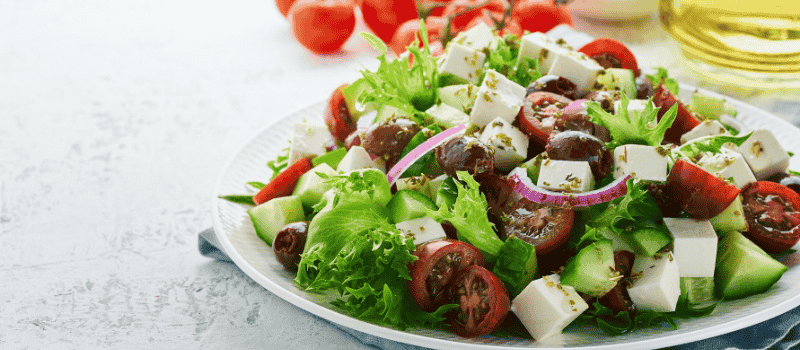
[276,0,573,55]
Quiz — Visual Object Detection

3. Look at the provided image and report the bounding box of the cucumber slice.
[709,195,747,233]
[373,104,409,125]
[617,221,673,257]
[594,68,636,99]
[437,83,479,113]
[676,277,719,315]
[311,148,347,170]
[247,195,305,246]
[522,153,549,183]
[715,231,788,299]
[293,163,337,212]
[387,189,438,224]
[560,239,620,297]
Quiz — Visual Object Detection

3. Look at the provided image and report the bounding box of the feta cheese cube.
[451,22,498,51]
[425,103,470,129]
[469,69,526,127]
[627,252,681,312]
[438,43,486,84]
[336,146,381,173]
[537,160,595,192]
[478,117,529,171]
[518,32,573,73]
[395,217,447,246]
[680,120,730,144]
[613,99,654,115]
[735,129,790,180]
[663,218,718,278]
[696,148,756,189]
[546,24,594,50]
[613,144,670,182]
[288,122,333,163]
[512,274,589,341]
[547,51,605,97]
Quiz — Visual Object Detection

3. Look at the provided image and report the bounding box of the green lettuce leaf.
[267,147,290,180]
[492,236,539,298]
[479,33,542,88]
[587,179,663,231]
[673,131,753,162]
[400,125,443,177]
[571,300,677,335]
[587,93,678,148]
[347,25,439,114]
[425,171,504,262]
[321,168,393,208]
[646,67,679,95]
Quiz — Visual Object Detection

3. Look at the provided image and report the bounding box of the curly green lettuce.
[587,93,678,148]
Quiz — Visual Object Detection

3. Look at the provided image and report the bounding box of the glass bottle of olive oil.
[660,0,800,78]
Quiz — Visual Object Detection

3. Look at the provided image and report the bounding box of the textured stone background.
[2,1,799,349]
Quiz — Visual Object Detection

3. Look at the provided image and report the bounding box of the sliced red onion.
[386,124,467,185]
[507,167,631,208]
[563,99,588,115]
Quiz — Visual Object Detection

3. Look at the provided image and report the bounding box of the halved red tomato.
[408,239,485,312]
[516,91,573,147]
[253,157,313,205]
[741,181,800,254]
[664,159,741,219]
[578,38,639,76]
[652,84,700,145]
[445,265,510,337]
[501,197,574,255]
[324,84,358,143]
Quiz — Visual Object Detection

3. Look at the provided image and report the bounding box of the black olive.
[585,90,621,113]
[635,74,654,100]
[362,117,421,166]
[768,172,800,196]
[435,136,494,179]
[273,221,309,272]
[545,131,613,179]
[526,75,578,100]
[591,53,623,70]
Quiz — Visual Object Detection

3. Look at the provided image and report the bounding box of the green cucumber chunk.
[676,277,720,316]
[400,125,444,178]
[293,163,337,212]
[594,68,636,99]
[373,104,409,125]
[437,84,478,113]
[425,103,470,129]
[709,195,747,232]
[311,148,347,170]
[387,189,438,224]
[492,236,539,299]
[560,239,619,297]
[247,195,305,246]
[715,231,788,299]
[689,92,725,120]
[522,153,548,183]
[617,221,672,257]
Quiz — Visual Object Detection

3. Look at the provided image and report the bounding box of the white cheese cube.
[721,114,747,134]
[395,217,447,246]
[478,117,529,171]
[469,69,526,127]
[336,146,381,173]
[288,122,333,164]
[680,120,730,144]
[546,24,594,50]
[425,103,470,129]
[547,51,605,97]
[663,218,718,278]
[438,43,486,84]
[613,144,669,182]
[537,160,595,192]
[518,32,573,73]
[736,129,790,180]
[512,274,588,341]
[451,22,498,51]
[613,99,654,115]
[627,252,681,312]
[697,148,756,189]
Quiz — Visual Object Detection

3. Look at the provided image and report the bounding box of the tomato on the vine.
[408,239,485,312]
[578,38,639,75]
[741,181,800,254]
[289,0,357,54]
[512,0,572,34]
[418,0,454,17]
[445,265,510,337]
[276,0,299,18]
[361,0,420,43]
[664,159,741,219]
[390,17,446,55]
[441,0,509,30]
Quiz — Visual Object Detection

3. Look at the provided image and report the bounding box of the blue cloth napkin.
[199,228,800,350]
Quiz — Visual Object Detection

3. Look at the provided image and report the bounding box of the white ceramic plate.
[211,86,800,350]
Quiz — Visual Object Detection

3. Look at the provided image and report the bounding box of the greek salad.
[221,22,800,341]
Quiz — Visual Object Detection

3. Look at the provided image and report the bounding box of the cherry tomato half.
[361,0,419,43]
[442,0,509,30]
[512,0,573,34]
[517,91,573,147]
[445,265,510,338]
[390,17,446,55]
[501,197,575,255]
[324,84,358,142]
[578,38,639,76]
[408,239,486,312]
[276,0,299,18]
[664,159,741,219]
[741,181,800,254]
[652,84,700,145]
[289,0,357,55]
[253,157,313,205]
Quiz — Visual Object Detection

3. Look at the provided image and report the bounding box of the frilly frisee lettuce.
[479,33,542,88]
[587,93,678,149]
[315,169,393,211]
[646,67,679,96]
[425,171,504,263]
[672,131,753,162]
[585,178,663,234]
[346,22,439,116]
